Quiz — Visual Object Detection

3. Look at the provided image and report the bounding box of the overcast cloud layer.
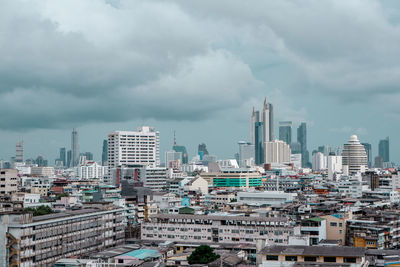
[0,0,399,163]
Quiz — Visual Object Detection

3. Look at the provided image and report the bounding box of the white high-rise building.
[341,135,368,175]
[312,152,327,171]
[77,161,108,180]
[238,141,255,167]
[107,126,160,175]
[264,140,291,164]
[327,154,342,180]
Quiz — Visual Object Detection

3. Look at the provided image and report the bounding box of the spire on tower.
[173,131,176,146]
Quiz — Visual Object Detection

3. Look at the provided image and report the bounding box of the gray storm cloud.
[0,0,400,130]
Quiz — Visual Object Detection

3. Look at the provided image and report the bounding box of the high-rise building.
[361,143,372,168]
[238,141,255,167]
[327,153,342,180]
[250,97,274,165]
[378,137,390,163]
[262,98,274,142]
[165,150,182,169]
[15,140,23,163]
[67,150,72,167]
[312,152,326,171]
[279,121,292,145]
[172,134,188,164]
[341,135,368,175]
[102,139,108,166]
[374,156,384,168]
[107,126,160,177]
[198,143,209,156]
[254,121,264,165]
[297,122,309,167]
[59,147,66,166]
[84,152,93,161]
[71,128,79,167]
[264,140,291,164]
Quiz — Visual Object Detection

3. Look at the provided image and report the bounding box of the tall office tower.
[361,143,372,168]
[67,150,72,168]
[59,147,66,166]
[198,143,209,160]
[254,122,264,165]
[108,126,160,175]
[84,152,93,161]
[279,121,292,145]
[172,132,188,164]
[15,140,23,163]
[378,137,390,163]
[238,141,255,167]
[341,135,368,175]
[250,108,259,144]
[297,122,309,167]
[264,140,291,164]
[102,139,108,166]
[71,128,79,167]
[262,97,274,142]
[250,98,274,165]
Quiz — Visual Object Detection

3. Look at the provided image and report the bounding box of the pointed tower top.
[173,130,177,146]
[263,97,267,109]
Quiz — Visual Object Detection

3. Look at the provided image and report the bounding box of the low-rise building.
[141,213,299,247]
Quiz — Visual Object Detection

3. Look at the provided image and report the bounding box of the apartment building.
[141,213,298,246]
[346,210,400,249]
[0,169,19,195]
[259,245,366,266]
[107,127,160,175]
[0,206,125,267]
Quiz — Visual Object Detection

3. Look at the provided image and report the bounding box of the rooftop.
[260,245,365,257]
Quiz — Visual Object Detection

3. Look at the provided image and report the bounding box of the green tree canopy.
[188,245,220,264]
[24,205,53,216]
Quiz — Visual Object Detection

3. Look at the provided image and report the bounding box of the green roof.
[305,217,325,222]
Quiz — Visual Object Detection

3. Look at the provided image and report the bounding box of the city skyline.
[0,1,398,164]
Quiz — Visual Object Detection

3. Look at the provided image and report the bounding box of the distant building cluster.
[0,97,397,267]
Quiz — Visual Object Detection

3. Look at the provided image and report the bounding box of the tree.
[24,205,54,216]
[188,245,220,264]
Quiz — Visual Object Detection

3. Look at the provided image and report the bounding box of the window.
[267,255,278,261]
[304,256,317,262]
[330,222,337,227]
[324,257,336,262]
[344,257,357,263]
[339,223,343,227]
[285,256,298,261]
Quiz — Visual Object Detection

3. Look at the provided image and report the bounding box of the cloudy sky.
[0,0,398,164]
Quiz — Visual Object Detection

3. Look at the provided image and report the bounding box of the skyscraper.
[84,152,93,161]
[59,147,66,166]
[71,128,79,167]
[378,137,390,163]
[67,150,72,168]
[250,97,274,165]
[279,121,292,145]
[15,140,23,163]
[297,122,309,167]
[198,143,209,160]
[361,143,372,168]
[264,140,291,164]
[262,98,274,142]
[172,132,188,164]
[102,139,108,166]
[341,135,368,175]
[254,121,264,165]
